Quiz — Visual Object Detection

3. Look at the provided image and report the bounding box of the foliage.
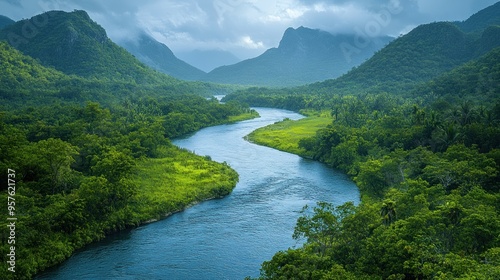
[246,114,332,156]
[243,43,500,279]
[0,32,257,278]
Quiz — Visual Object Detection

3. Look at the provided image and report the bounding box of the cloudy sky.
[1,0,498,60]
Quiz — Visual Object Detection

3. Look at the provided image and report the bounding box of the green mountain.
[0,15,14,29]
[416,46,500,101]
[0,41,68,99]
[0,10,180,84]
[329,22,473,89]
[203,26,393,87]
[118,32,206,81]
[305,19,500,95]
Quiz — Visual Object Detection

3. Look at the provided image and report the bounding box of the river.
[37,107,360,280]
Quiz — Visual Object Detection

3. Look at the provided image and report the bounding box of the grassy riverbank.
[246,112,332,157]
[129,145,239,222]
[5,144,239,279]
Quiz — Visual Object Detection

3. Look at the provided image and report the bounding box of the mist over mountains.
[0,1,499,90]
[201,27,393,87]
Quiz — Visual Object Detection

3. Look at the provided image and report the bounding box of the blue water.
[37,108,359,280]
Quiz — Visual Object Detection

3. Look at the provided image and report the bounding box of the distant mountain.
[455,1,500,33]
[119,33,206,81]
[0,10,179,85]
[0,15,14,29]
[176,49,241,73]
[203,26,393,87]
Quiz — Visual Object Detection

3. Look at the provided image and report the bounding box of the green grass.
[227,110,260,123]
[129,145,239,222]
[246,114,332,157]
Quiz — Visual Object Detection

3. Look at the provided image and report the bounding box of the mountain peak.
[0,9,160,82]
[280,26,321,41]
[205,26,392,87]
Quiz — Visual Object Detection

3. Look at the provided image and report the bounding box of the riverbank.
[246,113,332,157]
[37,107,360,280]
[28,112,257,280]
[129,145,239,224]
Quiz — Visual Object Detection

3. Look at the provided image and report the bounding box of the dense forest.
[232,48,500,279]
[2,2,500,279]
[0,18,256,278]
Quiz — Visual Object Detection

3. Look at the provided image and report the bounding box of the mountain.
[415,46,500,100]
[455,1,500,33]
[305,17,500,95]
[0,41,67,99]
[0,10,180,85]
[203,26,393,87]
[176,49,241,72]
[118,33,206,81]
[0,15,14,29]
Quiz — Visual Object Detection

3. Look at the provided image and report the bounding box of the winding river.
[37,108,360,280]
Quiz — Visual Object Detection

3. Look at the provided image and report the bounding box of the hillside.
[203,26,393,87]
[0,10,180,85]
[0,36,256,279]
[118,32,206,81]
[0,15,14,29]
[455,1,500,33]
[415,46,500,101]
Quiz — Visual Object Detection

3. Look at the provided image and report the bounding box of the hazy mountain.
[0,15,14,29]
[119,33,206,81]
[176,49,241,73]
[203,26,393,87]
[0,10,181,85]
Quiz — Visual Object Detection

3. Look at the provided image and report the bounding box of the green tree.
[29,138,79,194]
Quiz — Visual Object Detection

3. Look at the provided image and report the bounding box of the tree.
[293,202,355,256]
[91,147,135,183]
[380,200,397,226]
[29,138,79,194]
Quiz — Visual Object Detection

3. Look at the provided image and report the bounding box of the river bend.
[38,107,360,280]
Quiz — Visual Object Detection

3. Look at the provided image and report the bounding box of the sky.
[0,0,498,60]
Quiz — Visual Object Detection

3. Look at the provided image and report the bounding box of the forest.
[233,47,500,279]
[0,39,257,279]
[1,4,500,279]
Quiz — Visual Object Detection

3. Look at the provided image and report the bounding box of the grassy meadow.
[246,111,332,157]
[129,145,239,222]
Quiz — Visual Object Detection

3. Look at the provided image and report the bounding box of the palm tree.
[380,200,397,226]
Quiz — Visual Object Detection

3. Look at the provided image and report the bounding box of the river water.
[37,108,360,280]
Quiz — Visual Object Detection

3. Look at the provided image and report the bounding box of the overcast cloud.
[0,0,498,59]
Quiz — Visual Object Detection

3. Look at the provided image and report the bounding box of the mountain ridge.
[118,32,206,81]
[203,26,393,87]
[0,15,14,29]
[455,1,500,33]
[0,10,179,85]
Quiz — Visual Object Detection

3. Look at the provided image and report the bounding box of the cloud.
[0,0,498,60]
[239,35,264,49]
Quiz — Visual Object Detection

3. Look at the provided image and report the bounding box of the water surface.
[38,108,359,279]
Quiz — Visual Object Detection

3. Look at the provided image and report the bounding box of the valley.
[1,2,500,279]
